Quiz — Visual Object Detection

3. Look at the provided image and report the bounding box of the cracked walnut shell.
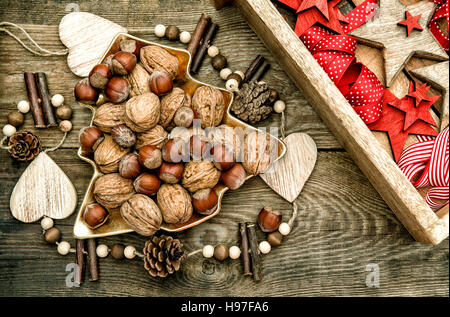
[94,136,130,174]
[181,161,221,193]
[159,87,191,129]
[191,86,225,128]
[157,184,193,224]
[135,125,168,150]
[120,194,162,236]
[126,63,151,97]
[124,93,161,132]
[93,173,135,209]
[140,45,179,80]
[93,102,126,133]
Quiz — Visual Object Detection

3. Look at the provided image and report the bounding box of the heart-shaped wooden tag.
[10,152,77,223]
[59,12,127,77]
[260,133,317,203]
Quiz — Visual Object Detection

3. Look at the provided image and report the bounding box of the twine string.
[44,132,68,153]
[0,136,11,150]
[0,22,68,56]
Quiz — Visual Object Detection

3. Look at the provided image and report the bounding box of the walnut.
[94,136,130,173]
[140,45,179,80]
[169,126,205,143]
[93,173,135,209]
[120,194,162,236]
[126,63,151,97]
[136,125,168,149]
[159,88,191,130]
[156,184,193,224]
[207,124,243,160]
[191,86,225,128]
[243,131,277,175]
[181,161,221,192]
[93,102,126,132]
[123,93,161,132]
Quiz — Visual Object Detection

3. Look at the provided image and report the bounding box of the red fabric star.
[406,82,432,107]
[367,90,438,161]
[392,82,439,130]
[397,11,423,36]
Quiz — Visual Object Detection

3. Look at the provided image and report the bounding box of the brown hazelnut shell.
[105,76,130,104]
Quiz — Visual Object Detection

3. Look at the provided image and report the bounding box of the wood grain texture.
[260,133,317,203]
[0,0,448,297]
[10,152,77,223]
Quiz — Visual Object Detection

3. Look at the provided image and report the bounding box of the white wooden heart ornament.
[59,12,127,77]
[260,133,317,203]
[10,152,77,223]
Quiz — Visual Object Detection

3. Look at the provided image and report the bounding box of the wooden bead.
[51,94,65,107]
[111,244,125,259]
[202,245,214,258]
[258,241,271,254]
[17,100,30,113]
[56,105,73,120]
[154,24,166,37]
[211,54,227,70]
[278,222,291,235]
[226,73,243,84]
[274,100,286,113]
[220,68,232,80]
[207,45,220,57]
[124,245,136,259]
[2,124,16,137]
[225,78,239,92]
[214,244,229,261]
[59,120,72,132]
[267,231,283,247]
[165,25,180,41]
[234,70,245,80]
[179,31,191,44]
[229,246,241,259]
[7,111,24,127]
[96,244,109,258]
[57,241,71,255]
[268,89,279,104]
[44,227,61,244]
[40,217,54,230]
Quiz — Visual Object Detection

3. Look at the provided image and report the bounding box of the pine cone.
[143,235,186,278]
[8,131,41,161]
[231,81,273,124]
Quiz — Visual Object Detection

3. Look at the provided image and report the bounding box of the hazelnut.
[119,39,140,57]
[149,70,173,96]
[120,194,163,236]
[105,76,130,103]
[157,184,193,223]
[258,206,282,233]
[158,162,184,184]
[83,203,109,229]
[189,135,209,161]
[7,111,24,127]
[55,105,73,120]
[111,124,136,148]
[93,102,126,133]
[103,54,115,74]
[162,138,187,163]
[160,87,191,129]
[192,188,218,215]
[79,126,104,156]
[94,136,130,174]
[134,173,160,195]
[165,25,180,41]
[135,125,168,150]
[74,78,98,104]
[119,153,142,179]
[211,144,234,170]
[267,231,283,247]
[192,86,225,128]
[173,106,194,128]
[89,64,112,89]
[214,244,229,261]
[93,173,135,209]
[181,161,221,193]
[140,45,179,80]
[138,145,162,169]
[123,93,161,132]
[112,51,137,75]
[220,163,246,190]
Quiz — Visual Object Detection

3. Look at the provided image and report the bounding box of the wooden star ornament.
[407,82,431,107]
[350,0,448,87]
[397,11,423,36]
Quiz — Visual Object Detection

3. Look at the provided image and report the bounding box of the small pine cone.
[231,81,273,124]
[143,235,186,278]
[8,131,41,161]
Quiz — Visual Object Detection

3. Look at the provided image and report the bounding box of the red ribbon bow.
[398,127,449,210]
[429,0,449,52]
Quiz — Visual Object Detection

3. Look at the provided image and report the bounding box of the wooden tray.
[218,0,449,244]
[73,33,286,239]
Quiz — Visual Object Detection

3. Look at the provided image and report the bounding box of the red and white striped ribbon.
[398,127,449,210]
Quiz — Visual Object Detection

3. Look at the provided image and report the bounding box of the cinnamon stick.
[190,22,219,74]
[239,222,252,276]
[187,13,211,57]
[75,239,85,285]
[249,60,270,82]
[35,72,57,127]
[246,223,262,282]
[24,72,45,128]
[243,55,265,84]
[86,238,99,282]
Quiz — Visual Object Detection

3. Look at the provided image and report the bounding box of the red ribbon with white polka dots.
[398,127,449,211]
[429,0,449,52]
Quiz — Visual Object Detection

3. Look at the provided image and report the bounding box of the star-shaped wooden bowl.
[73,33,286,239]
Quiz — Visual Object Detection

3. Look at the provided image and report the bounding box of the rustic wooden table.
[0,0,448,297]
